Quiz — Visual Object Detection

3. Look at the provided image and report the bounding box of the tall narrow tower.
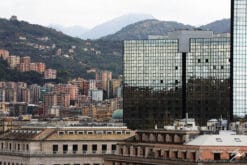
[232,0,247,118]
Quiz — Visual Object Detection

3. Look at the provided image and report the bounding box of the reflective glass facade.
[124,40,183,129]
[232,0,247,117]
[124,37,231,129]
[187,38,230,124]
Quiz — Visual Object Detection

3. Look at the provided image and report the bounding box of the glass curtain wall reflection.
[232,0,247,118]
[124,32,231,129]
[124,40,182,129]
[187,38,230,124]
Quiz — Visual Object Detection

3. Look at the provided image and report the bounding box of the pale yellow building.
[0,124,135,165]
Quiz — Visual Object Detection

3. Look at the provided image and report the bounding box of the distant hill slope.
[81,14,155,39]
[101,18,230,41]
[0,18,122,83]
[101,19,194,40]
[199,18,230,33]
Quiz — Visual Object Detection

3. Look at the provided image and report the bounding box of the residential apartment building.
[30,62,46,73]
[44,92,70,116]
[0,49,9,60]
[44,69,57,79]
[16,56,31,72]
[7,56,20,69]
[54,84,78,100]
[88,89,103,102]
[96,71,112,92]
[29,84,41,104]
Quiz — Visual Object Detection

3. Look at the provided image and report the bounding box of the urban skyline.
[1,0,247,164]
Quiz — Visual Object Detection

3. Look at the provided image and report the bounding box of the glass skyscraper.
[124,40,183,129]
[232,0,247,118]
[187,38,230,122]
[124,30,230,129]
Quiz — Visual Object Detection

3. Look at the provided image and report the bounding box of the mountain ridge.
[0,17,230,84]
[0,17,122,83]
[81,13,155,39]
[101,18,230,40]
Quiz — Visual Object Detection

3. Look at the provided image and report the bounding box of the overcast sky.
[0,0,230,28]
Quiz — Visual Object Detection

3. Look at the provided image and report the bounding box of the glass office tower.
[124,40,183,129]
[124,31,230,129]
[232,0,247,118]
[187,38,230,123]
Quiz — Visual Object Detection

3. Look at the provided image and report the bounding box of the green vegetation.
[0,18,122,82]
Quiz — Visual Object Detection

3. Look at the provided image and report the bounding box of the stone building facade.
[0,125,135,165]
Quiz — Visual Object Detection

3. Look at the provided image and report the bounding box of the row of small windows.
[196,59,230,64]
[0,142,29,151]
[10,130,41,134]
[0,163,25,165]
[52,144,116,154]
[58,130,130,135]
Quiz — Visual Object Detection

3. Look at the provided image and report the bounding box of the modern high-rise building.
[124,30,230,129]
[232,0,247,118]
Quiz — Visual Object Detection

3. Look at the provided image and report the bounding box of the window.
[26,144,29,151]
[92,144,97,153]
[213,65,216,69]
[234,138,241,142]
[198,59,201,63]
[102,144,107,153]
[216,138,222,142]
[111,144,116,151]
[73,144,78,153]
[160,80,163,84]
[205,59,209,63]
[58,131,64,135]
[175,66,178,70]
[221,65,224,69]
[53,145,58,154]
[63,145,68,154]
[214,153,221,160]
[82,144,87,153]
